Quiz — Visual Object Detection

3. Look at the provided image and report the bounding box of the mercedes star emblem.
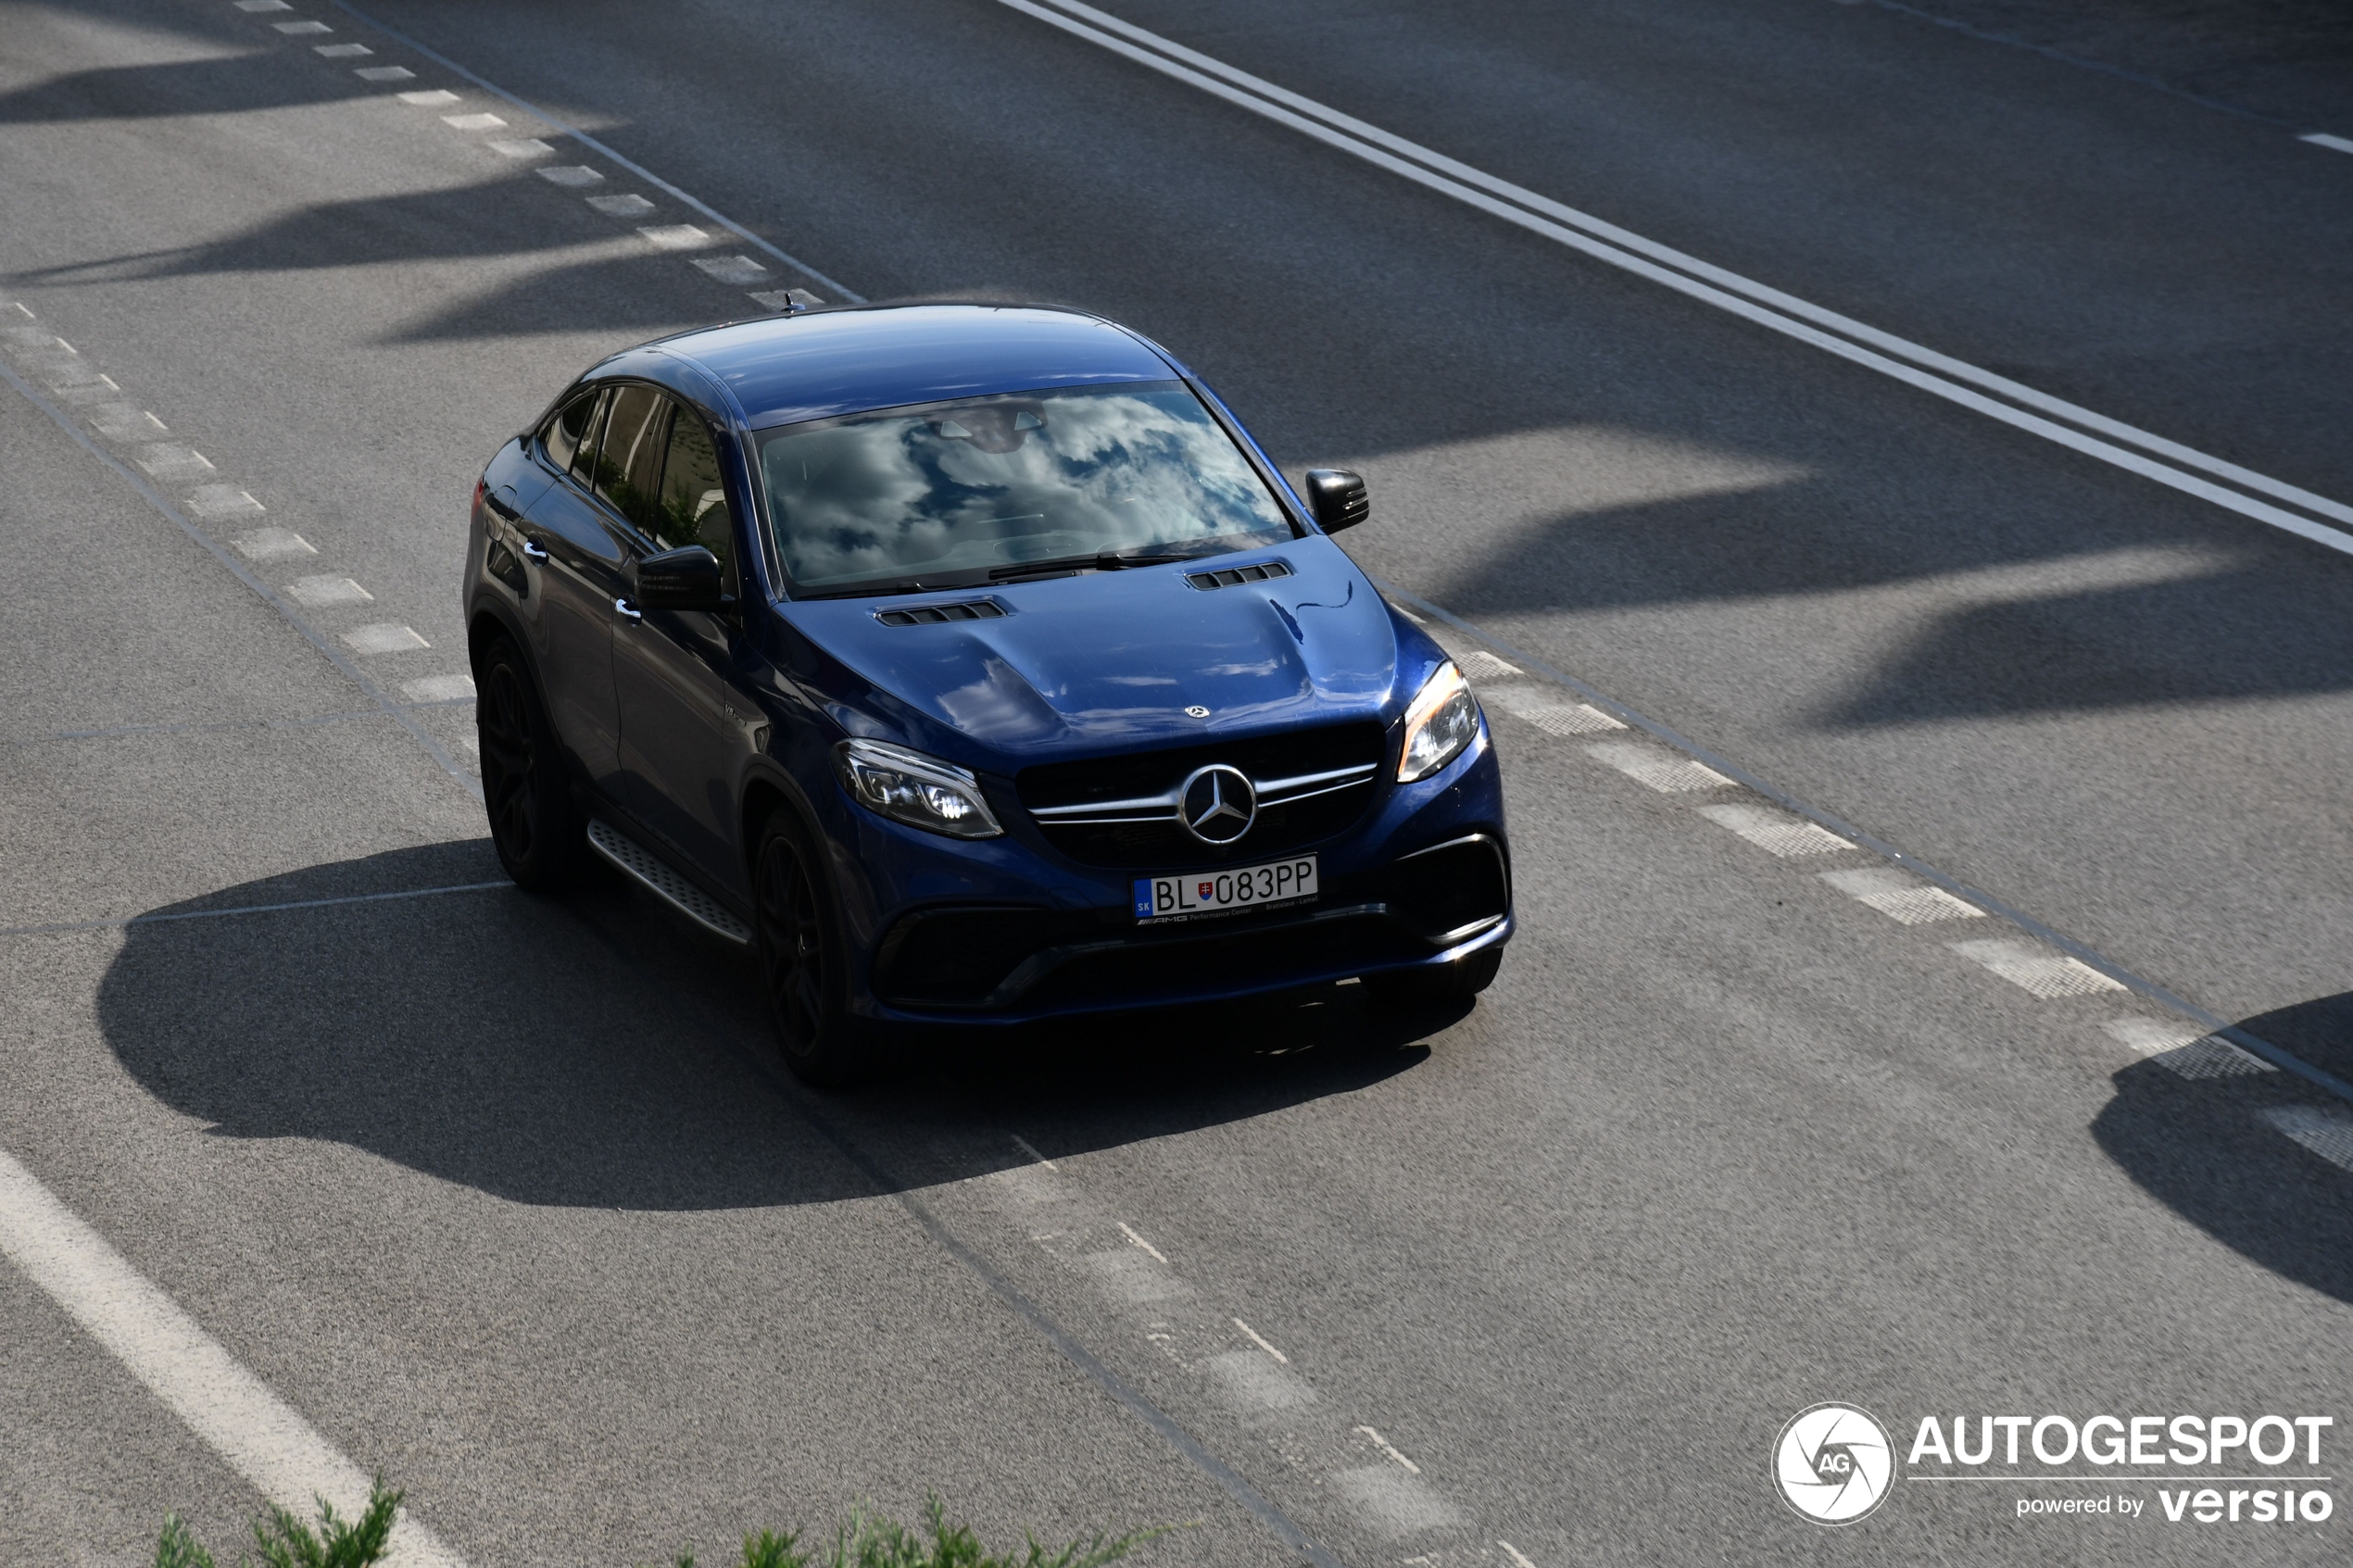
[1176,763,1257,845]
[1185,705,1210,718]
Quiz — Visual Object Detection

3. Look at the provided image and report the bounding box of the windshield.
[755,381,1296,595]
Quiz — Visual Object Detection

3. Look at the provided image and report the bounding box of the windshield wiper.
[987,550,1199,583]
[796,578,965,601]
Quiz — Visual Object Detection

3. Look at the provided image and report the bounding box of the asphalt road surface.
[3,1,2349,1563]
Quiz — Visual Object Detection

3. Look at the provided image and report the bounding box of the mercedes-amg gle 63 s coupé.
[465,304,1512,1082]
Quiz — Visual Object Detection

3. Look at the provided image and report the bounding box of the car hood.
[785,540,1404,767]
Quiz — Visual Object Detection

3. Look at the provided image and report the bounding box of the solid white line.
[1006,0,2353,555]
[1010,1134,1059,1171]
[1353,1424,1422,1474]
[0,1148,463,1567]
[1497,1543,1539,1568]
[1231,1316,1289,1363]
[1117,1221,1169,1263]
[2302,132,2353,156]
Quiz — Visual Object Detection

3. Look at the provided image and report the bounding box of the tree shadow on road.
[2091,1006,2353,1310]
[94,843,1450,1210]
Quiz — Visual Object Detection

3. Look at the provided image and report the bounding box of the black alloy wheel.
[754,810,864,1085]
[477,638,586,889]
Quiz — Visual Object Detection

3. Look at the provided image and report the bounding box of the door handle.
[614,597,643,623]
[521,539,550,564]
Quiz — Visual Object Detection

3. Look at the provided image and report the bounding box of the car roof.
[651,304,1182,432]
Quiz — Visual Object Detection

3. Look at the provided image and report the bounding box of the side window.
[657,409,738,594]
[540,390,599,473]
[594,385,672,534]
[568,388,610,485]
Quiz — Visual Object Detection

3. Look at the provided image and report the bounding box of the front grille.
[1017,721,1388,869]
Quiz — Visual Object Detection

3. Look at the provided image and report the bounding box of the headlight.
[834,738,1003,838]
[1397,659,1481,783]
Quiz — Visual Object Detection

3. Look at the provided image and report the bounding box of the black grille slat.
[875,598,1007,626]
[1018,721,1386,869]
[1185,560,1293,590]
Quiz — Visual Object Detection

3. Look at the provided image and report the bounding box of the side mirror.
[631,546,726,611]
[1302,469,1368,534]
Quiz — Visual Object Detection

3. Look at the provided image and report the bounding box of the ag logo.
[1772,1403,1894,1524]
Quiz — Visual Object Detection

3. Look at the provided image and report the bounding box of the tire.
[476,638,589,890]
[752,809,867,1086]
[1365,945,1504,1005]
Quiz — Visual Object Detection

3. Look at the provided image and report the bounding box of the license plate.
[1133,855,1318,924]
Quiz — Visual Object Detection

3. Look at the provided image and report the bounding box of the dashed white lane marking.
[1117,1221,1169,1263]
[1232,1316,1289,1363]
[0,1147,464,1568]
[486,137,552,158]
[314,42,371,57]
[271,19,331,33]
[2259,1104,2353,1173]
[185,484,265,521]
[1583,741,1732,793]
[587,194,656,217]
[1695,801,1849,857]
[2301,132,2353,156]
[234,0,292,11]
[440,112,506,132]
[1948,938,2127,998]
[396,88,459,107]
[399,673,475,702]
[1081,1248,1193,1304]
[1818,864,1984,924]
[2101,1017,2207,1055]
[343,623,429,654]
[354,64,412,82]
[1330,1463,1458,1536]
[1206,1350,1319,1412]
[1454,649,1519,680]
[1485,684,1624,736]
[1354,1424,1422,1474]
[637,223,712,250]
[537,165,603,187]
[692,254,772,285]
[87,404,168,439]
[231,526,315,561]
[135,445,213,481]
[1497,1542,1539,1568]
[1009,1134,1059,1171]
[749,287,824,312]
[2099,1019,2273,1079]
[286,575,373,608]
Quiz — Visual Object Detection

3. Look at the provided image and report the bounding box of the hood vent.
[875,598,1008,626]
[1186,559,1293,590]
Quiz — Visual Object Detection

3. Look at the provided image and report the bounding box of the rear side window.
[593,385,672,533]
[540,390,600,473]
[657,411,737,594]
[569,390,610,484]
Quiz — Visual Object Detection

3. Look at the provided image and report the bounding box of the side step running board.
[585,819,751,946]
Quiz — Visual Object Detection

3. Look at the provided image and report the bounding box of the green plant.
[152,1479,402,1568]
[655,1496,1172,1568]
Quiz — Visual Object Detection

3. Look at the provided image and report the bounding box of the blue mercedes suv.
[464,304,1510,1082]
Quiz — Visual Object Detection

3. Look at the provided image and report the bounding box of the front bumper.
[828,724,1512,1025]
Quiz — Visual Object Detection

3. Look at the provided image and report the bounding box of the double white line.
[1003,0,2353,558]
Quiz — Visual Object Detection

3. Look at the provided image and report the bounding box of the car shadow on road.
[94,843,1448,1211]
[2091,1007,2353,1310]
